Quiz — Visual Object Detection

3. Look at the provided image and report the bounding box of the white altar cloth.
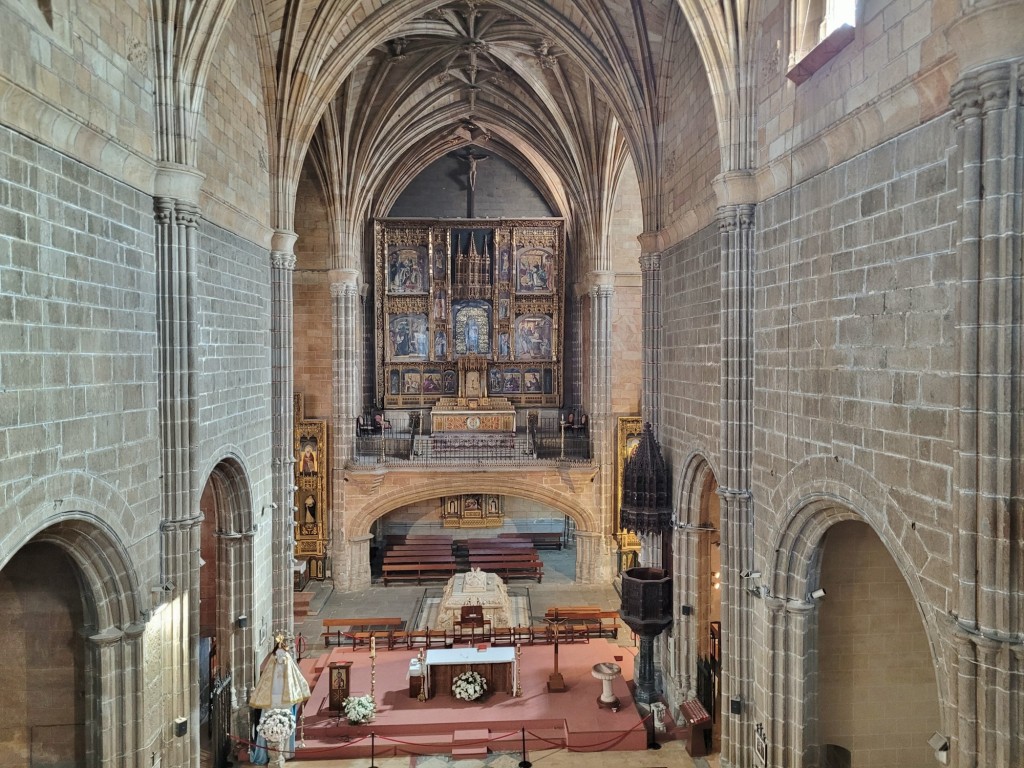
[423,647,516,698]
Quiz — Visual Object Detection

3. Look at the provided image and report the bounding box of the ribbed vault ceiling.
[255,0,684,243]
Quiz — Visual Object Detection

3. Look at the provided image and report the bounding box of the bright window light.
[825,0,856,34]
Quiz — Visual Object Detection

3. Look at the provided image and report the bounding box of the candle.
[370,636,376,658]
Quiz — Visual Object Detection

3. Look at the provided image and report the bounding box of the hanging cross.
[462,150,488,217]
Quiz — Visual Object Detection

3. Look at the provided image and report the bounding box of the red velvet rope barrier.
[230,714,653,758]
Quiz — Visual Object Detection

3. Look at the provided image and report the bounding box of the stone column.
[639,250,662,426]
[716,203,756,768]
[587,277,616,581]
[949,57,1023,768]
[271,230,298,632]
[330,270,360,591]
[331,270,360,468]
[346,533,373,591]
[574,530,611,584]
[154,164,205,768]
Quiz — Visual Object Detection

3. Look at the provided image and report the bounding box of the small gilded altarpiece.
[294,394,328,579]
[441,494,503,528]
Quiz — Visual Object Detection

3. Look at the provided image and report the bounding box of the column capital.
[329,268,361,297]
[951,62,1013,124]
[716,203,756,232]
[639,252,661,272]
[154,162,205,204]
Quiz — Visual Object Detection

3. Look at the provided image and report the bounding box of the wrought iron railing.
[352,416,591,466]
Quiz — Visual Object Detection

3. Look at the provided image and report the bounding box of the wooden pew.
[321,617,403,648]
[468,557,543,582]
[497,532,563,549]
[382,561,458,585]
[543,607,622,639]
[382,554,456,564]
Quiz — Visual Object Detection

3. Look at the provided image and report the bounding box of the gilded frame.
[616,416,644,541]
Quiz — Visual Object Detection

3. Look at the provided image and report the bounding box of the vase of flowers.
[452,670,487,701]
[342,694,376,724]
[257,708,296,768]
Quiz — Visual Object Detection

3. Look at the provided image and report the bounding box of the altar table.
[423,646,515,698]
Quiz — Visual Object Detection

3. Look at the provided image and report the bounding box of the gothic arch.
[762,464,952,768]
[198,454,257,726]
[349,476,599,538]
[669,451,723,713]
[0,472,146,767]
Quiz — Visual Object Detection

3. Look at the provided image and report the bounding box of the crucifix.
[462,150,488,217]
[544,611,568,692]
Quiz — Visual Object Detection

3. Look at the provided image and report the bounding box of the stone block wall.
[0,0,155,168]
[293,170,334,419]
[753,115,958,607]
[196,219,273,501]
[197,0,271,233]
[388,154,554,218]
[0,123,162,551]
[658,4,720,226]
[659,222,722,468]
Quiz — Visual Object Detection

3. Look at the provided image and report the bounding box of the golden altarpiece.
[374,218,565,409]
[293,394,328,579]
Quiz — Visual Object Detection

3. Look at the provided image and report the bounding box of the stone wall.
[659,222,722,468]
[388,154,554,218]
[0,123,162,551]
[197,0,272,234]
[754,115,958,603]
[293,168,334,420]
[196,218,274,506]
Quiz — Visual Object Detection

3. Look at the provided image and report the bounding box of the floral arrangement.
[342,694,376,724]
[256,708,296,743]
[452,670,487,701]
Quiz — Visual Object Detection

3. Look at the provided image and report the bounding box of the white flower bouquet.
[452,670,487,701]
[256,708,296,743]
[342,694,376,724]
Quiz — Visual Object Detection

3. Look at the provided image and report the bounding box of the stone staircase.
[294,591,314,620]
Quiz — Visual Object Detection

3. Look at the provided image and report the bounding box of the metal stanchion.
[370,731,378,768]
[518,726,532,768]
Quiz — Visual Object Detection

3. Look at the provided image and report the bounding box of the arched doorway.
[816,520,941,767]
[696,472,722,752]
[198,457,256,752]
[370,493,577,583]
[2,542,87,766]
[1,515,143,767]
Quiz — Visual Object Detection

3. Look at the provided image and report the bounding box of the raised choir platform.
[270,639,653,760]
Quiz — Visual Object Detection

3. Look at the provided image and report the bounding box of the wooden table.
[423,646,515,698]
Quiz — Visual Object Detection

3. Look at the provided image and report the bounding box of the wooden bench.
[680,699,712,757]
[499,532,563,550]
[386,535,453,545]
[544,608,621,638]
[383,555,457,565]
[386,544,454,554]
[469,558,543,582]
[321,617,403,648]
[382,562,458,585]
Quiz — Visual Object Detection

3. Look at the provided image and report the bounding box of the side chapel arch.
[198,454,257,728]
[764,485,949,768]
[2,512,145,767]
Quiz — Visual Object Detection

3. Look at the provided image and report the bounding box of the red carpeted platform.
[281,640,657,760]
